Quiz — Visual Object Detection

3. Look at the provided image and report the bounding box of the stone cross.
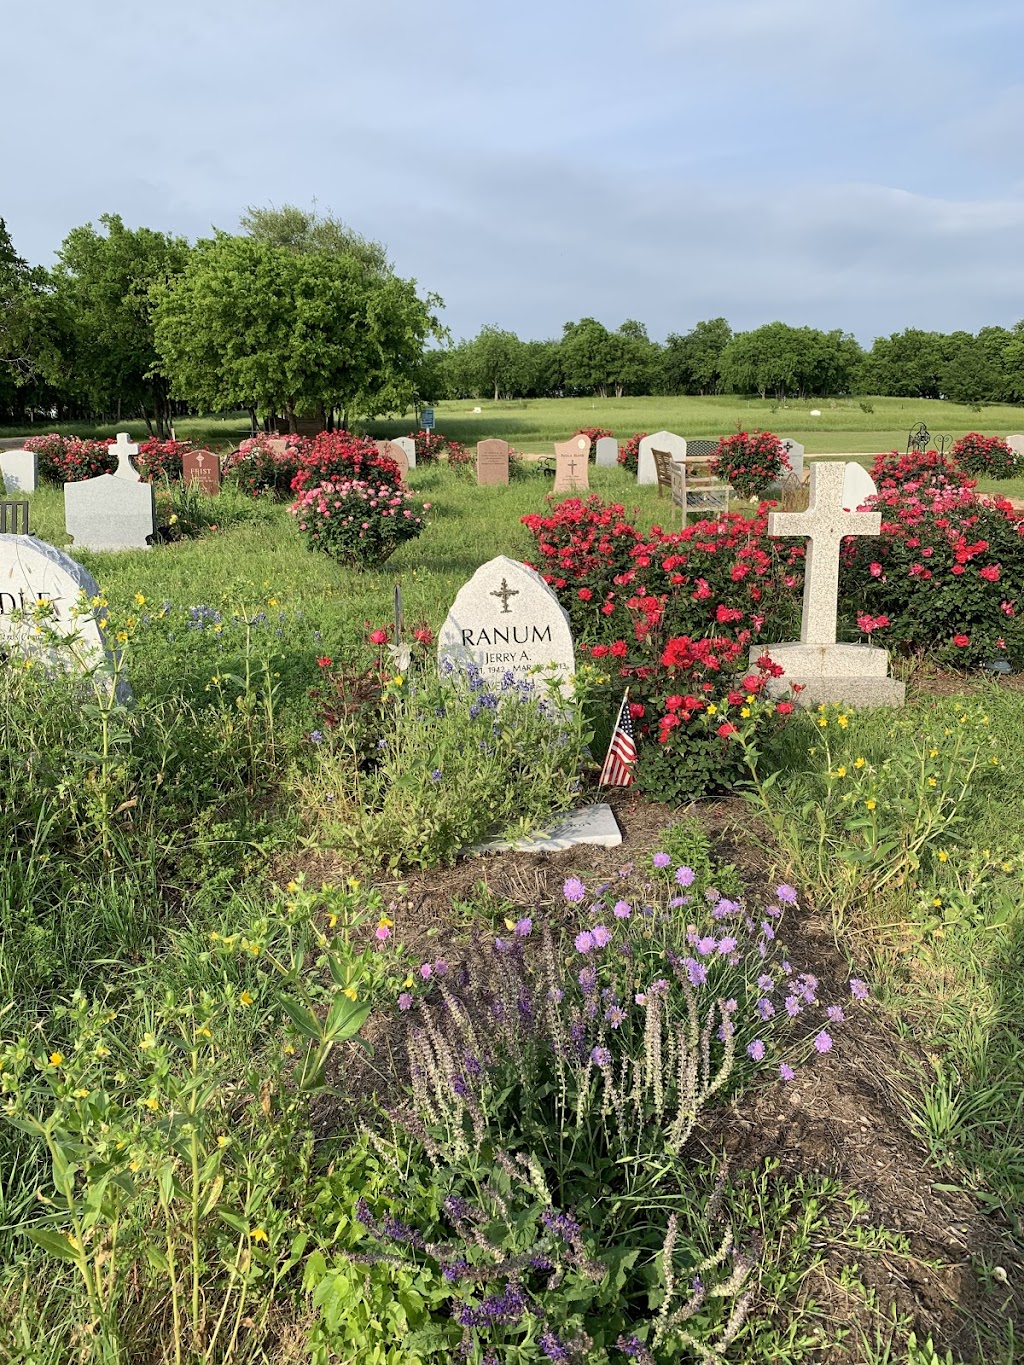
[110,431,142,482]
[768,461,880,647]
[490,578,519,613]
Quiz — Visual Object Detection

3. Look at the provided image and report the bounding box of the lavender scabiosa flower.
[398,992,413,1011]
[652,851,670,868]
[826,1004,846,1023]
[605,1005,626,1028]
[590,1046,612,1067]
[784,995,802,1017]
[696,935,716,956]
[574,931,594,955]
[591,924,611,947]
[776,883,798,903]
[814,1030,833,1053]
[613,900,631,918]
[563,877,586,903]
[746,1038,766,1061]
[757,974,774,992]
[514,916,532,937]
[717,936,737,955]
[756,997,775,1021]
[675,865,695,886]
[683,958,707,987]
[849,978,869,1000]
[779,1062,795,1081]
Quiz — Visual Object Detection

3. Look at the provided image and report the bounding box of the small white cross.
[109,431,141,482]
[768,462,881,647]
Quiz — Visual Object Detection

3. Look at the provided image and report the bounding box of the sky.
[4,0,1024,345]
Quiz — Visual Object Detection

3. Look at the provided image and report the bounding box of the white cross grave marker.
[110,432,142,482]
[768,461,880,647]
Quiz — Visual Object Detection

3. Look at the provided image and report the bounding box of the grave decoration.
[637,430,685,485]
[64,433,156,552]
[476,438,510,486]
[182,449,221,495]
[755,461,905,707]
[0,448,37,494]
[438,555,575,692]
[553,435,590,494]
[595,436,618,468]
[0,534,126,697]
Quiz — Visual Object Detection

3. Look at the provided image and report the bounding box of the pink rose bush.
[290,479,429,568]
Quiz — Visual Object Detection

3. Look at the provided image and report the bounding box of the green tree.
[659,318,732,394]
[863,329,949,399]
[0,219,65,422]
[52,214,191,434]
[561,318,615,396]
[240,203,390,276]
[153,234,438,431]
[464,325,529,400]
[720,322,858,398]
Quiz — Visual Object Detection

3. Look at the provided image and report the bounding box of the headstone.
[777,438,805,482]
[841,462,876,511]
[438,555,575,692]
[182,449,221,495]
[1006,435,1024,456]
[464,803,622,855]
[638,430,686,485]
[476,438,510,486]
[0,534,125,695]
[376,440,409,481]
[393,436,417,469]
[267,437,290,455]
[0,448,37,494]
[753,461,904,707]
[64,433,155,552]
[595,436,618,468]
[553,435,590,494]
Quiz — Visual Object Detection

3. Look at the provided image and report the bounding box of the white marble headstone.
[595,436,619,468]
[438,555,575,691]
[638,430,686,485]
[841,462,877,511]
[393,436,417,468]
[0,535,124,692]
[1006,435,1024,456]
[64,434,155,551]
[0,448,37,494]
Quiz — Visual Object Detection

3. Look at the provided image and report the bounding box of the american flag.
[599,691,637,786]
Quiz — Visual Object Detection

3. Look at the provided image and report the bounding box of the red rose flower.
[952,633,970,647]
[717,722,738,737]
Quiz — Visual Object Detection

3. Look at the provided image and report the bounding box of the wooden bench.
[669,457,731,522]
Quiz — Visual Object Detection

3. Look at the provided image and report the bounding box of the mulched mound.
[303,792,1023,1360]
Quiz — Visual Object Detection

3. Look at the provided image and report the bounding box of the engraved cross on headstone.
[109,431,142,482]
[767,462,881,647]
[490,578,519,614]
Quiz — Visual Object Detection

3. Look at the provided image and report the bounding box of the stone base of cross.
[750,461,905,708]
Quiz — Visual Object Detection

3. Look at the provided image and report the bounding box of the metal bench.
[0,501,29,534]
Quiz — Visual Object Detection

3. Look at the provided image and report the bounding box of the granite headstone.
[476,438,510,485]
[64,433,156,552]
[182,449,221,495]
[595,436,618,468]
[553,435,590,494]
[438,555,575,692]
[638,430,686,485]
[393,436,417,468]
[376,440,409,481]
[0,448,37,494]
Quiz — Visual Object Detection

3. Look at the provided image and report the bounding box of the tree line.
[0,206,441,435]
[441,318,1024,405]
[5,206,1024,433]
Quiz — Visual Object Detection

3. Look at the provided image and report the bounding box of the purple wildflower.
[592,924,612,947]
[776,884,798,903]
[578,966,597,992]
[591,1046,612,1066]
[574,930,594,954]
[723,998,738,1013]
[757,974,774,992]
[309,729,324,744]
[398,992,413,1010]
[605,1005,626,1028]
[696,935,716,956]
[747,1038,766,1061]
[814,1030,833,1053]
[653,851,671,868]
[683,957,707,987]
[514,916,532,936]
[826,1004,846,1023]
[849,978,869,1000]
[761,921,776,940]
[419,964,432,979]
[785,995,802,1017]
[779,1062,795,1081]
[675,865,695,886]
[613,900,632,918]
[717,936,737,955]
[430,768,443,782]
[756,997,775,1020]
[539,1329,571,1361]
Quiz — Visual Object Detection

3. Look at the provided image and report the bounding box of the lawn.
[0,461,1022,1364]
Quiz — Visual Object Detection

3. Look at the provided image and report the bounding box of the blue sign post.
[421,407,435,430]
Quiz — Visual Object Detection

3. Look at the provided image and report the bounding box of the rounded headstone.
[0,448,38,494]
[637,430,686,485]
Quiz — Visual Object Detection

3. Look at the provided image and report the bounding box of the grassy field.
[1,464,1022,1362]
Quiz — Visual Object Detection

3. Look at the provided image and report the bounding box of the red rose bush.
[290,478,428,568]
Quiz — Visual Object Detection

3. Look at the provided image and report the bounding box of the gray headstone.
[64,434,155,551]
[1006,435,1024,456]
[777,438,805,482]
[393,436,417,468]
[463,803,622,856]
[638,430,686,484]
[438,555,575,692]
[0,534,126,695]
[595,436,618,468]
[0,449,37,494]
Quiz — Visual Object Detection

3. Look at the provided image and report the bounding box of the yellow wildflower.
[240,990,254,1007]
[991,756,999,766]
[403,976,414,989]
[854,757,866,768]
[196,1026,212,1040]
[283,1043,296,1055]
[378,915,394,928]
[740,707,751,718]
[94,1045,111,1058]
[837,714,849,728]
[267,597,278,607]
[116,631,128,644]
[251,1228,268,1244]
[746,694,755,704]
[217,1135,230,1149]
[707,704,718,715]
[48,1052,64,1068]
[327,913,338,928]
[286,879,298,892]
[139,1033,156,1051]
[817,717,827,728]
[168,514,178,525]
[143,1097,160,1112]
[938,850,949,863]
[343,987,358,1002]
[836,766,847,778]
[929,748,938,758]
[933,897,943,908]
[865,799,877,811]
[928,777,937,788]
[393,675,404,687]
[73,1088,89,1099]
